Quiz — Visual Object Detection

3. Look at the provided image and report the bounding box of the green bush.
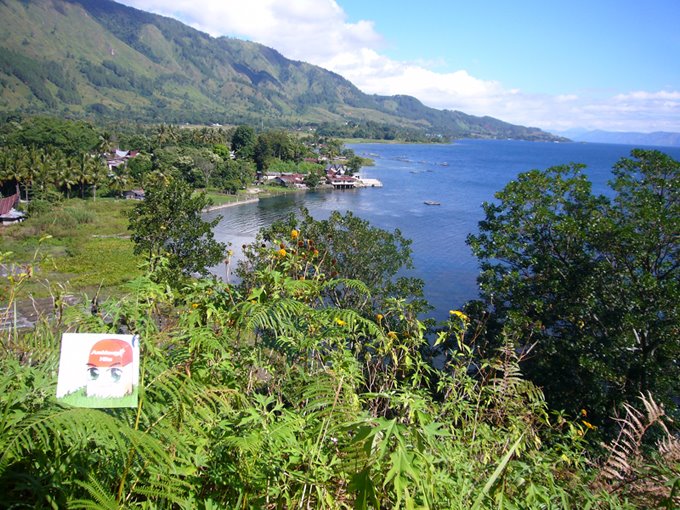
[2,256,670,508]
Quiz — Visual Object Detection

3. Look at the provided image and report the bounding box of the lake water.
[206,140,680,321]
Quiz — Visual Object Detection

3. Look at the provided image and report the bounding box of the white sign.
[56,333,139,408]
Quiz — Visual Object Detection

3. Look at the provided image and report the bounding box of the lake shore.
[203,197,259,212]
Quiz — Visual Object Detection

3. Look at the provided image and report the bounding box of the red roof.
[0,190,19,215]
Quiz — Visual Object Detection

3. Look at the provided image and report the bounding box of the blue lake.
[206,139,680,321]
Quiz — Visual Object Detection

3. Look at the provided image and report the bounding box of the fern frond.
[658,432,680,463]
[598,392,668,485]
[70,476,119,510]
[0,406,171,476]
[321,277,372,298]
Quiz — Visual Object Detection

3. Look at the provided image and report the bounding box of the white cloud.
[120,0,382,64]
[118,0,680,133]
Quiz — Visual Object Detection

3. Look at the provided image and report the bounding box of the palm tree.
[108,166,131,198]
[23,146,44,202]
[0,149,23,192]
[75,153,93,198]
[33,149,59,199]
[89,156,109,201]
[60,157,79,199]
[155,124,179,148]
[9,148,29,201]
[97,131,116,156]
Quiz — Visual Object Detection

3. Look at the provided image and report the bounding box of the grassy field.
[1,189,296,302]
[1,198,143,300]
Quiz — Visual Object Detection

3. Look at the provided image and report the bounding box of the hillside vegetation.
[0,0,564,141]
[1,119,678,507]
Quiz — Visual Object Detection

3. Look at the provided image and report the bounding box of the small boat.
[424,200,441,206]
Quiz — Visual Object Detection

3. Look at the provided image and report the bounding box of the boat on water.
[424,200,441,206]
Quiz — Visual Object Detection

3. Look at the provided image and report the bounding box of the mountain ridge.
[555,129,680,148]
[0,0,565,141]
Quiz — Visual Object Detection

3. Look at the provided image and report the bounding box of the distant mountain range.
[0,0,565,141]
[556,129,680,148]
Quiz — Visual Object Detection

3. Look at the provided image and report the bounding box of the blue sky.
[119,0,680,133]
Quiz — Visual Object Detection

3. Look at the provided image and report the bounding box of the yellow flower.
[335,318,346,326]
[376,313,384,322]
[191,303,199,309]
[449,310,469,321]
[291,229,299,239]
[387,331,398,340]
[580,408,588,417]
[278,248,287,257]
[582,420,596,430]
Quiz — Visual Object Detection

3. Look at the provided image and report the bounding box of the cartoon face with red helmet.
[86,338,134,398]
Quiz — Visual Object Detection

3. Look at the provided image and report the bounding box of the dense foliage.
[1,114,678,507]
[0,117,357,203]
[1,236,678,508]
[237,208,428,318]
[467,150,680,426]
[127,178,226,283]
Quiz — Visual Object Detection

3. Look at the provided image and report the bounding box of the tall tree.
[128,178,226,283]
[597,150,680,404]
[231,125,256,160]
[238,208,425,313]
[467,152,679,423]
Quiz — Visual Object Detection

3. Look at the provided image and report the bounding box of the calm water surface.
[206,140,680,321]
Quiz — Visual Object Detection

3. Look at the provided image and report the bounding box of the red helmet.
[87,339,133,367]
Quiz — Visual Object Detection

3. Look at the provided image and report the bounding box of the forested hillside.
[0,0,564,141]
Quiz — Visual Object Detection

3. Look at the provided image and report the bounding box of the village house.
[106,149,139,172]
[0,185,25,224]
[123,189,145,200]
[274,173,306,188]
[325,165,357,189]
[326,174,356,189]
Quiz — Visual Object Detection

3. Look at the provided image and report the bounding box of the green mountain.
[0,0,564,141]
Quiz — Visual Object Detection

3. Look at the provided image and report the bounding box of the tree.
[467,152,679,424]
[59,156,78,199]
[598,150,680,407]
[303,169,322,189]
[253,134,272,172]
[7,117,100,156]
[346,155,363,175]
[128,178,226,283]
[231,125,256,160]
[127,152,153,183]
[237,208,425,313]
[216,159,255,193]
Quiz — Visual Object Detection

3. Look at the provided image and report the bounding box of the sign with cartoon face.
[56,334,139,408]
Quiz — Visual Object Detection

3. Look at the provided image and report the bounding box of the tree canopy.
[467,150,679,423]
[128,177,226,284]
[237,208,426,314]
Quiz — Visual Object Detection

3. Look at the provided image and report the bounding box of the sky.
[117,0,680,133]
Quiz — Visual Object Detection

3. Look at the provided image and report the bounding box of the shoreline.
[203,197,259,212]
[203,180,381,213]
